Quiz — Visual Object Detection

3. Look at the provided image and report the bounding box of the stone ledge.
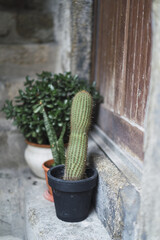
[0,165,110,240]
[25,175,111,240]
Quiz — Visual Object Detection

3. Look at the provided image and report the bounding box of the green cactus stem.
[64,90,93,180]
[57,123,66,164]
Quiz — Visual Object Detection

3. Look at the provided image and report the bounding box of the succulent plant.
[34,101,66,166]
[1,72,102,145]
[64,90,93,180]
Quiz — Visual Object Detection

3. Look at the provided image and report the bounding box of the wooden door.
[92,0,151,161]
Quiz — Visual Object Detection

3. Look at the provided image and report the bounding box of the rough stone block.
[52,0,71,73]
[0,0,16,10]
[0,9,54,44]
[70,0,93,80]
[88,138,140,240]
[120,185,140,240]
[0,0,54,12]
[0,77,25,117]
[0,43,62,78]
[0,11,15,37]
[0,43,57,65]
[16,12,54,43]
[0,43,62,87]
[0,119,26,168]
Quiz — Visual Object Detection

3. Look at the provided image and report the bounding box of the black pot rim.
[47,165,98,193]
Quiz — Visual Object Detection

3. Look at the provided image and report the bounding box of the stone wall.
[136,1,160,239]
[0,0,93,164]
[70,0,93,80]
[0,0,61,166]
[0,0,55,44]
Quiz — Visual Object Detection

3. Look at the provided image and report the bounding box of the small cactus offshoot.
[64,90,93,180]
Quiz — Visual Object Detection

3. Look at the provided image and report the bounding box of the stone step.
[25,173,111,240]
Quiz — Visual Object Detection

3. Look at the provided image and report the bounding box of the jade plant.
[2,72,102,145]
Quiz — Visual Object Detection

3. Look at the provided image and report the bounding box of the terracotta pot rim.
[25,140,51,148]
[42,159,54,171]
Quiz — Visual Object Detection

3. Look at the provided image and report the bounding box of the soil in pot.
[42,159,54,202]
[48,165,98,222]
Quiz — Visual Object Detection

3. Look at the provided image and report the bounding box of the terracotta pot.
[24,140,52,179]
[42,159,54,202]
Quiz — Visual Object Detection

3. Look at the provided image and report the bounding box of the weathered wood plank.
[124,0,151,125]
[97,104,144,160]
[92,0,151,160]
[114,0,130,115]
[137,0,151,124]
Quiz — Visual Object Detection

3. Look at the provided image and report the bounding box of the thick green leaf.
[33,105,43,113]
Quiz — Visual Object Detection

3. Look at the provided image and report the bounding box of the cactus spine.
[64,90,93,180]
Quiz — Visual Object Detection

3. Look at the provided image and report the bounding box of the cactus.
[64,90,93,180]
[34,101,66,166]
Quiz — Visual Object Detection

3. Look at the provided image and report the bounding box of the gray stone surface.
[52,0,72,73]
[0,10,54,44]
[136,1,160,239]
[0,43,57,65]
[70,0,93,80]
[120,186,140,240]
[0,11,15,38]
[88,138,140,240]
[25,175,111,240]
[0,119,26,168]
[0,43,61,79]
[0,0,55,12]
[0,78,25,117]
[0,236,21,240]
[16,12,54,43]
[0,166,32,239]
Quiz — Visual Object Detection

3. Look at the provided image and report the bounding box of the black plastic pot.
[47,165,98,222]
